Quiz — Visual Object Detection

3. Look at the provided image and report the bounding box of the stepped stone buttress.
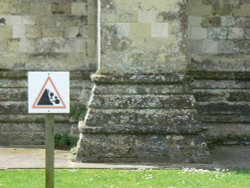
[76,0,210,163]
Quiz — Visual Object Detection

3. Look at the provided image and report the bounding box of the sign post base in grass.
[45,114,55,188]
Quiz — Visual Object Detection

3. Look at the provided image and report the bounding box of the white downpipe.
[96,0,101,73]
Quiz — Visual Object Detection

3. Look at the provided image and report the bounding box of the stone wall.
[188,0,250,144]
[0,0,96,145]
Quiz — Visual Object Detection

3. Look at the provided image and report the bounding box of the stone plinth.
[76,74,210,163]
[76,0,210,163]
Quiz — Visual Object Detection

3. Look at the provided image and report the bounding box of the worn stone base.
[76,74,211,163]
[77,134,210,163]
[190,54,250,145]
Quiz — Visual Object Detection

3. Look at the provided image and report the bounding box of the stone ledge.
[76,134,210,163]
[90,94,195,109]
[91,74,188,84]
[190,54,250,72]
[84,109,199,126]
[80,124,205,135]
[0,70,93,80]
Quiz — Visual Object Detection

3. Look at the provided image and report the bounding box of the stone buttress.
[76,0,210,163]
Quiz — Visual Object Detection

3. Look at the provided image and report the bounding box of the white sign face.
[28,72,70,114]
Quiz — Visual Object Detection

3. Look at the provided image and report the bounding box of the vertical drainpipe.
[96,0,101,73]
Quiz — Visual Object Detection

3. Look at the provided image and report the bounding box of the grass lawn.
[0,169,250,188]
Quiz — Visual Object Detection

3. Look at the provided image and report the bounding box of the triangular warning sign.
[32,76,66,109]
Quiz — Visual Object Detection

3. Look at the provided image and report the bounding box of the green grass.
[0,169,250,188]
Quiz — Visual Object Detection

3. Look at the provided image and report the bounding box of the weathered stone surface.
[94,84,187,95]
[77,134,210,163]
[84,109,199,127]
[90,95,195,109]
[0,69,92,145]
[76,0,210,164]
[0,132,44,145]
[91,74,188,84]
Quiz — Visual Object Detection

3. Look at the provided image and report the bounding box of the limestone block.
[245,29,250,39]
[54,38,86,53]
[8,39,20,52]
[0,39,8,52]
[9,16,22,25]
[0,114,76,124]
[87,38,96,54]
[202,40,218,54]
[22,16,36,25]
[191,80,250,89]
[65,27,80,38]
[221,16,235,27]
[190,54,250,72]
[218,40,235,54]
[77,134,209,163]
[19,38,35,52]
[42,27,64,38]
[0,3,9,14]
[26,26,42,38]
[235,17,250,28]
[94,84,186,95]
[0,101,27,114]
[228,27,244,39]
[88,26,96,39]
[0,79,27,88]
[188,5,213,16]
[208,28,227,39]
[72,3,87,16]
[188,16,202,26]
[151,23,168,38]
[201,17,221,28]
[88,0,97,25]
[31,3,51,15]
[188,40,202,53]
[51,3,71,15]
[138,10,156,23]
[0,131,44,145]
[12,25,25,38]
[0,26,12,39]
[235,5,250,16]
[189,26,207,39]
[115,23,131,38]
[84,109,199,127]
[9,3,31,15]
[197,102,250,115]
[235,40,250,53]
[131,23,150,38]
[89,94,194,109]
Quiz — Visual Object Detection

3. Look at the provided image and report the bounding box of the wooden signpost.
[28,72,70,188]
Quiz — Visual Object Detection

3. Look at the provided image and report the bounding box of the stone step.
[0,123,77,133]
[0,101,80,114]
[0,79,87,88]
[0,114,77,123]
[90,94,195,109]
[77,134,210,163]
[0,88,82,101]
[0,131,45,146]
[81,123,203,135]
[201,114,250,123]
[84,109,199,126]
[190,54,250,73]
[94,84,187,95]
[197,102,250,115]
[191,80,250,89]
[211,145,250,169]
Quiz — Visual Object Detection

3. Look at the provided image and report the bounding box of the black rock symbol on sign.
[37,89,60,105]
